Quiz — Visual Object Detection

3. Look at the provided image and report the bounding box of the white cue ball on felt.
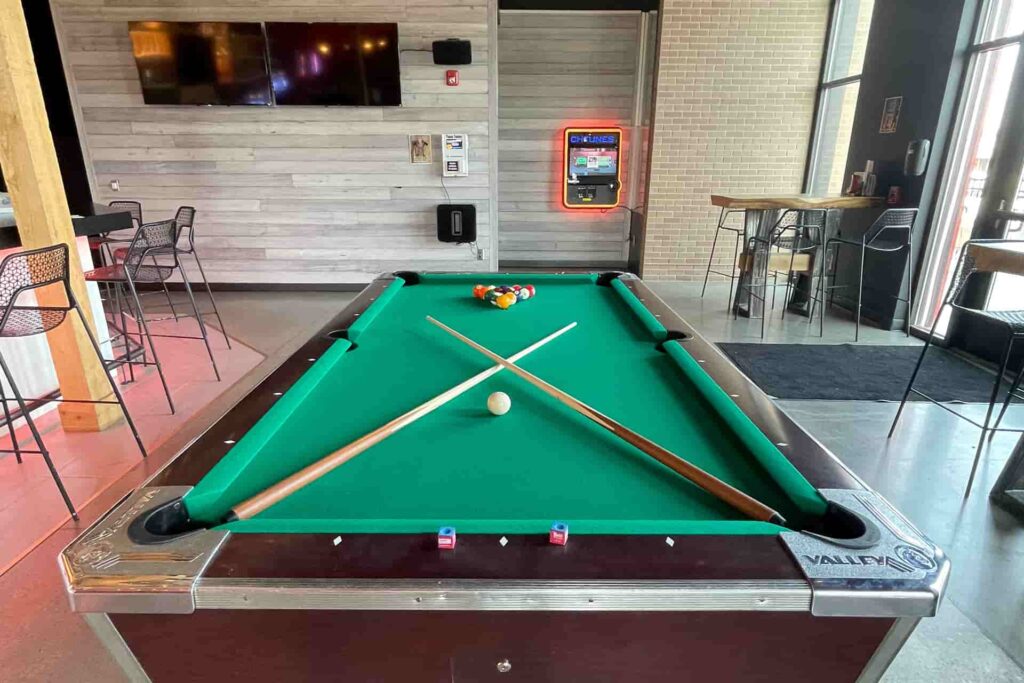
[487,391,512,416]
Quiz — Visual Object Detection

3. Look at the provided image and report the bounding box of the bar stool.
[85,220,221,415]
[738,209,826,339]
[103,201,178,320]
[115,207,230,348]
[813,208,918,341]
[701,208,745,308]
[889,238,1024,495]
[0,244,146,519]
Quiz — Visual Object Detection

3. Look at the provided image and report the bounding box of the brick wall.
[642,0,830,280]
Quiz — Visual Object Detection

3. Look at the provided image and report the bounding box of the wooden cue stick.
[426,316,787,525]
[226,321,578,522]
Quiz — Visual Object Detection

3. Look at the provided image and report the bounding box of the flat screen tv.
[129,21,272,105]
[266,23,401,106]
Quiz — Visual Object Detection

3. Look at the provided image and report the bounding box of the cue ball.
[487,391,511,416]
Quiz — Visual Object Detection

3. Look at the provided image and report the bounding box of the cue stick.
[226,321,578,522]
[426,316,787,526]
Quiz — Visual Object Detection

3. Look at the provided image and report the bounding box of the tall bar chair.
[103,201,178,320]
[889,238,1024,495]
[116,207,230,348]
[85,220,221,415]
[701,209,745,308]
[813,208,918,341]
[0,244,146,519]
[738,209,827,339]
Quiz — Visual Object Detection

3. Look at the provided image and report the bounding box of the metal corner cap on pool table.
[780,489,950,619]
[59,487,229,615]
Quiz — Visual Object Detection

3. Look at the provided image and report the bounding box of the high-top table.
[711,194,884,319]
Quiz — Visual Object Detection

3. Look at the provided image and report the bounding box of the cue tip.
[769,512,787,526]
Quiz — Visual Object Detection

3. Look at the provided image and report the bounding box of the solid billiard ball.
[495,292,517,309]
[487,391,511,416]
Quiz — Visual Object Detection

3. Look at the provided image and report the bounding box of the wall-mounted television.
[128,21,272,105]
[266,22,401,106]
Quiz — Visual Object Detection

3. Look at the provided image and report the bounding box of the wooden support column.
[0,0,121,431]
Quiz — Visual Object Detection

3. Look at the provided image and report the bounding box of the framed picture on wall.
[410,135,432,164]
[880,96,903,134]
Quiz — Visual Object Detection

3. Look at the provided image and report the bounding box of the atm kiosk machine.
[562,127,623,209]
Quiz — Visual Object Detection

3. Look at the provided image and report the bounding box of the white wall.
[53,0,497,285]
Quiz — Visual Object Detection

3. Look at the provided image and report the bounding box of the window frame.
[803,0,872,195]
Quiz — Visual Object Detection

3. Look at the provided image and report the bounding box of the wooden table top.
[711,194,885,210]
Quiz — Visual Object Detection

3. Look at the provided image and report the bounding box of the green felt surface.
[184,273,826,535]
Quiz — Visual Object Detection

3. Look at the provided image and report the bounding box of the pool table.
[61,272,948,682]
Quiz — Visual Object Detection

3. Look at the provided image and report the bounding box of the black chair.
[701,209,745,308]
[814,208,918,341]
[103,200,179,321]
[113,207,230,348]
[889,238,1024,495]
[85,220,221,415]
[738,209,827,339]
[0,244,146,519]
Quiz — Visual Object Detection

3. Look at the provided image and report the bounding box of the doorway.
[914,0,1024,339]
[496,9,657,269]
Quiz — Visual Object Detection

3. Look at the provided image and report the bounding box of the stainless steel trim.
[855,617,920,683]
[60,486,229,614]
[194,578,811,612]
[782,489,950,618]
[83,613,152,683]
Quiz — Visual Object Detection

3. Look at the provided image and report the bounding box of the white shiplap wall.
[52,0,496,285]
[497,11,639,265]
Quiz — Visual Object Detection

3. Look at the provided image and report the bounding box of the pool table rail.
[59,272,949,620]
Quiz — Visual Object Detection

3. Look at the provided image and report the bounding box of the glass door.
[914,0,1024,336]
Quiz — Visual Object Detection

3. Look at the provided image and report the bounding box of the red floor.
[0,315,263,575]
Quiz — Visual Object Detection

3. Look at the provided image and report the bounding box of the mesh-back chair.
[104,201,179,320]
[889,238,1024,496]
[108,200,142,227]
[172,207,230,348]
[737,209,827,339]
[813,208,918,341]
[85,220,221,415]
[112,207,228,345]
[0,244,146,519]
[701,209,745,309]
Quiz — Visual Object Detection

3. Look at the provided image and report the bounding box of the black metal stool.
[85,220,222,415]
[737,209,827,339]
[115,207,231,348]
[0,244,146,519]
[889,238,1024,495]
[102,201,179,320]
[813,208,918,341]
[701,208,745,308]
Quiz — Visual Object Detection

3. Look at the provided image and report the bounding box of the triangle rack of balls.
[472,284,536,310]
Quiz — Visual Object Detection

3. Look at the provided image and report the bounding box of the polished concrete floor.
[2,283,1023,681]
[673,282,1024,681]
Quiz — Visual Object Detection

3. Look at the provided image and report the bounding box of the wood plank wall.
[497,11,639,266]
[52,0,495,285]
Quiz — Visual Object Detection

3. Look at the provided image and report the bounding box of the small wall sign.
[880,96,903,134]
[410,134,432,164]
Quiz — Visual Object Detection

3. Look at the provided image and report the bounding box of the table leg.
[787,209,843,316]
[991,432,1024,520]
[731,209,778,318]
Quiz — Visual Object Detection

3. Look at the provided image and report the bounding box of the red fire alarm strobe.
[445,70,460,86]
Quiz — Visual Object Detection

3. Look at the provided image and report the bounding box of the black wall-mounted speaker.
[432,39,472,65]
[437,204,477,243]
